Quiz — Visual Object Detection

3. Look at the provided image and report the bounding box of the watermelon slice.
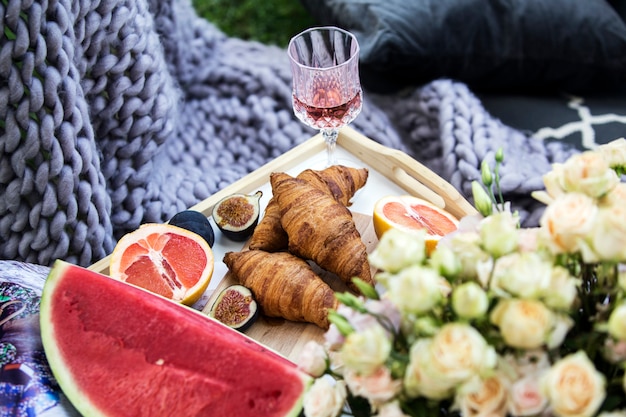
[40,260,311,417]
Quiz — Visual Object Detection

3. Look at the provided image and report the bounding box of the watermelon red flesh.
[40,260,310,417]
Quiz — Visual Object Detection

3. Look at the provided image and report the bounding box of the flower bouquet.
[298,139,626,417]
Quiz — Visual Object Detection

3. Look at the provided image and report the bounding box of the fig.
[209,284,259,331]
[168,210,215,247]
[212,191,262,241]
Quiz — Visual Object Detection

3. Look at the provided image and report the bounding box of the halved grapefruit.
[373,195,459,254]
[109,223,214,305]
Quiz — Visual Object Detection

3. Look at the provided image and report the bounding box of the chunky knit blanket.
[0,0,578,268]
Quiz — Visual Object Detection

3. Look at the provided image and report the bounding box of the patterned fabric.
[0,0,579,267]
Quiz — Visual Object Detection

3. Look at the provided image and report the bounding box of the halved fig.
[168,210,215,247]
[209,284,259,331]
[212,191,262,241]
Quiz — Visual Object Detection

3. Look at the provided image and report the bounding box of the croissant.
[223,250,338,329]
[248,166,368,252]
[270,172,373,292]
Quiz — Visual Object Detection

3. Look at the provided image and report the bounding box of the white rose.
[298,341,328,377]
[603,338,626,364]
[454,374,509,417]
[541,351,606,417]
[343,366,401,407]
[422,324,497,387]
[384,265,442,315]
[589,204,626,262]
[303,378,347,417]
[542,266,579,311]
[608,304,626,340]
[509,374,548,417]
[597,137,626,169]
[490,299,555,349]
[562,151,619,198]
[452,282,489,319]
[373,401,410,417]
[340,323,391,376]
[490,252,552,299]
[478,211,519,258]
[369,228,426,273]
[539,192,598,255]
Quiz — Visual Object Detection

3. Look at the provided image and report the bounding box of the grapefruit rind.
[373,195,459,254]
[109,223,215,305]
[40,260,311,417]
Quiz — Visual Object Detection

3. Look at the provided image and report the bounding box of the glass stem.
[321,128,338,167]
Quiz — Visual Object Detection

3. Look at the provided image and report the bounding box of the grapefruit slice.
[109,223,214,305]
[40,260,310,417]
[373,195,459,254]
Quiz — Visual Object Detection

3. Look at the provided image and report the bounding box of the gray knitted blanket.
[0,0,578,268]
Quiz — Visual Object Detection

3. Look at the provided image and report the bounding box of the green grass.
[192,0,317,47]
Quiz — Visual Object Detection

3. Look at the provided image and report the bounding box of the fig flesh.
[212,191,262,241]
[209,285,258,331]
[169,210,215,247]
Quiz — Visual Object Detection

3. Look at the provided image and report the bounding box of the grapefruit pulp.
[373,195,459,254]
[109,223,214,305]
[40,260,310,417]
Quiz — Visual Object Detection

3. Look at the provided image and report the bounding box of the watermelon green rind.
[40,260,312,417]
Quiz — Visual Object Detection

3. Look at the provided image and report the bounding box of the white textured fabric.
[0,0,578,267]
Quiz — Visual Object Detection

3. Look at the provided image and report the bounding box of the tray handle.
[338,127,477,220]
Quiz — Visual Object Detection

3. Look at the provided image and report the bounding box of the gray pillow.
[300,0,626,93]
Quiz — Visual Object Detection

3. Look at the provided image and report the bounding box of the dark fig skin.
[212,191,262,242]
[209,285,259,331]
[169,210,215,247]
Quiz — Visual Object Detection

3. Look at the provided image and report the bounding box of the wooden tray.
[89,126,477,362]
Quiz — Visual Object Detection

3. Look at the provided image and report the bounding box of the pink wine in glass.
[293,90,362,130]
[288,27,362,166]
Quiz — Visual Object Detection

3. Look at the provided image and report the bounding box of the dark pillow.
[299,0,626,93]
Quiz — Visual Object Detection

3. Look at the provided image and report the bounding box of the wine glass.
[288,26,362,167]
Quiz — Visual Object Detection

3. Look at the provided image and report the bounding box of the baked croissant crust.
[223,250,338,329]
[248,166,368,252]
[270,172,373,292]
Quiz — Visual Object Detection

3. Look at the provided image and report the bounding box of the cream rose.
[421,323,497,387]
[344,366,401,407]
[508,374,548,417]
[454,375,509,417]
[448,231,492,282]
[298,340,328,377]
[539,192,598,255]
[478,211,519,258]
[452,282,489,319]
[589,204,626,262]
[562,150,619,198]
[303,378,347,417]
[384,265,442,315]
[490,252,552,299]
[541,162,567,200]
[490,299,555,349]
[368,228,426,273]
[543,266,579,311]
[340,323,391,376]
[403,339,457,400]
[541,351,606,417]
